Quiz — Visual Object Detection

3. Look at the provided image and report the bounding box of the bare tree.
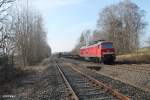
[13,1,51,66]
[147,37,150,48]
[72,32,86,55]
[97,0,146,54]
[0,0,15,65]
[82,30,91,46]
[91,30,106,43]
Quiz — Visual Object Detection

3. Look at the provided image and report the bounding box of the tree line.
[0,0,51,66]
[72,0,147,55]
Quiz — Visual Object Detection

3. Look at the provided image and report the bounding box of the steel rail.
[67,64,131,100]
[55,62,79,100]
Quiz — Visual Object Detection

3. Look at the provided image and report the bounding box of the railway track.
[56,61,79,100]
[29,62,77,100]
[55,60,130,100]
[60,58,150,100]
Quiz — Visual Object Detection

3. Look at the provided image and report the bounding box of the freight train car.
[80,41,116,63]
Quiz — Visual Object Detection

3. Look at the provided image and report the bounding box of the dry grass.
[117,48,150,63]
[0,58,50,96]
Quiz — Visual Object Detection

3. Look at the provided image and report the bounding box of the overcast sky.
[30,0,150,53]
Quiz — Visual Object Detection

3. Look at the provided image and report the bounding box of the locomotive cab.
[100,42,115,63]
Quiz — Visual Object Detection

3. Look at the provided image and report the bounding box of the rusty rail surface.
[67,64,131,100]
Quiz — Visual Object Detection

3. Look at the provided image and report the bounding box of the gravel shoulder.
[96,64,150,92]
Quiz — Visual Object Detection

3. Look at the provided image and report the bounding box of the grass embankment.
[117,48,150,64]
[0,58,50,95]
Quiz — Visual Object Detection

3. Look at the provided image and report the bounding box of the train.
[80,40,116,63]
[58,40,116,64]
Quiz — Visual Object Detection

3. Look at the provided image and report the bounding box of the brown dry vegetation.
[117,48,150,64]
[0,58,50,98]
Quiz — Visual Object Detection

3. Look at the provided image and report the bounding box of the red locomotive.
[80,40,116,63]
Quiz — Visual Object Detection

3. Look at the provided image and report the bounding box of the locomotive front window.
[101,43,113,48]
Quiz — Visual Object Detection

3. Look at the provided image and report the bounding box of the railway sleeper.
[77,90,107,96]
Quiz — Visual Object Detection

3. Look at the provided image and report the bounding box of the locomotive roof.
[80,41,112,49]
